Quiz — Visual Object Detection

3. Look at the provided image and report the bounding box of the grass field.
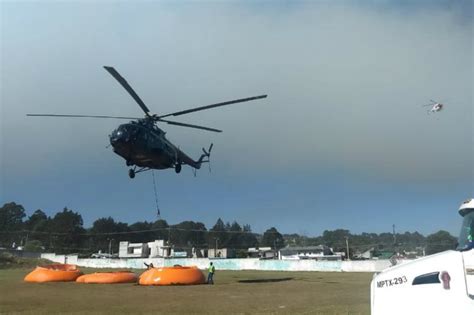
[0,268,373,314]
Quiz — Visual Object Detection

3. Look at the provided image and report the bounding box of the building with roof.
[279,245,342,261]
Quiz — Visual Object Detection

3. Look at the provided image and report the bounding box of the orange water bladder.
[24,264,83,283]
[76,271,138,284]
[139,266,205,286]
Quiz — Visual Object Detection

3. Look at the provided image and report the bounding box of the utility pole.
[274,239,277,259]
[108,238,114,255]
[345,236,350,261]
[392,224,396,245]
[214,238,219,258]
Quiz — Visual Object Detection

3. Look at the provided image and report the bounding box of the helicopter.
[422,99,444,114]
[27,66,268,178]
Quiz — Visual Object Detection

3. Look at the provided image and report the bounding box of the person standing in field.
[207,262,215,284]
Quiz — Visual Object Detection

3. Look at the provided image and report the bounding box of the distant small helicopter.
[422,100,444,114]
[28,66,267,178]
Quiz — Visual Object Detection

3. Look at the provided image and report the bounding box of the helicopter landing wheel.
[175,163,182,174]
[128,169,135,179]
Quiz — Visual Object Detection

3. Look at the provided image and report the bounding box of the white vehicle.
[371,199,474,314]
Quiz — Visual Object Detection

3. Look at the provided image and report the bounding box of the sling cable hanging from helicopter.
[151,170,161,219]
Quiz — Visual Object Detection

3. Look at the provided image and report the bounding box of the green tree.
[396,231,426,251]
[89,217,129,253]
[0,202,26,247]
[261,227,285,249]
[425,230,457,255]
[240,224,258,249]
[24,240,44,252]
[24,209,50,250]
[377,232,396,247]
[128,221,154,243]
[25,209,48,230]
[170,221,207,248]
[151,219,169,242]
[208,218,228,249]
[320,229,352,255]
[321,229,350,248]
[226,221,243,248]
[50,208,85,253]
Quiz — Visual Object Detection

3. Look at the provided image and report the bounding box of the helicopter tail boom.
[176,143,213,170]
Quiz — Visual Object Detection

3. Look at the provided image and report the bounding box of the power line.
[0,226,279,237]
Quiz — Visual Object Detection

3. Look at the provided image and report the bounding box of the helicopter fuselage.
[110,120,177,170]
[430,103,443,112]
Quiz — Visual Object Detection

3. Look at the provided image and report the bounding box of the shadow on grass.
[238,277,293,284]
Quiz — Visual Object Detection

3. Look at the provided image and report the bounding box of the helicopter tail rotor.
[202,143,213,156]
[196,143,213,167]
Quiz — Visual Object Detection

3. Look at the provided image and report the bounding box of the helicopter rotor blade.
[26,114,140,119]
[158,119,222,133]
[103,66,151,116]
[158,94,267,119]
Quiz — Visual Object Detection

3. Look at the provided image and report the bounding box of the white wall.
[342,260,391,272]
[41,253,403,272]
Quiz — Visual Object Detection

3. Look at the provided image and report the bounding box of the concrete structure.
[120,240,196,258]
[148,240,172,258]
[354,248,395,260]
[171,249,189,257]
[119,241,149,258]
[279,245,341,260]
[192,248,206,258]
[356,248,371,260]
[208,248,235,258]
[247,247,276,259]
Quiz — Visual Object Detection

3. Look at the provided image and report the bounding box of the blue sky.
[1,1,472,236]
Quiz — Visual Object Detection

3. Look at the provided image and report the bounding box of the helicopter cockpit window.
[457,210,474,251]
[118,125,128,133]
[111,127,125,138]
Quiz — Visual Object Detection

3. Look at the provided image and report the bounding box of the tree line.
[284,228,458,256]
[0,202,283,256]
[0,202,458,256]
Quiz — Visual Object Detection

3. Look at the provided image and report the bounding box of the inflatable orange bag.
[24,264,83,283]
